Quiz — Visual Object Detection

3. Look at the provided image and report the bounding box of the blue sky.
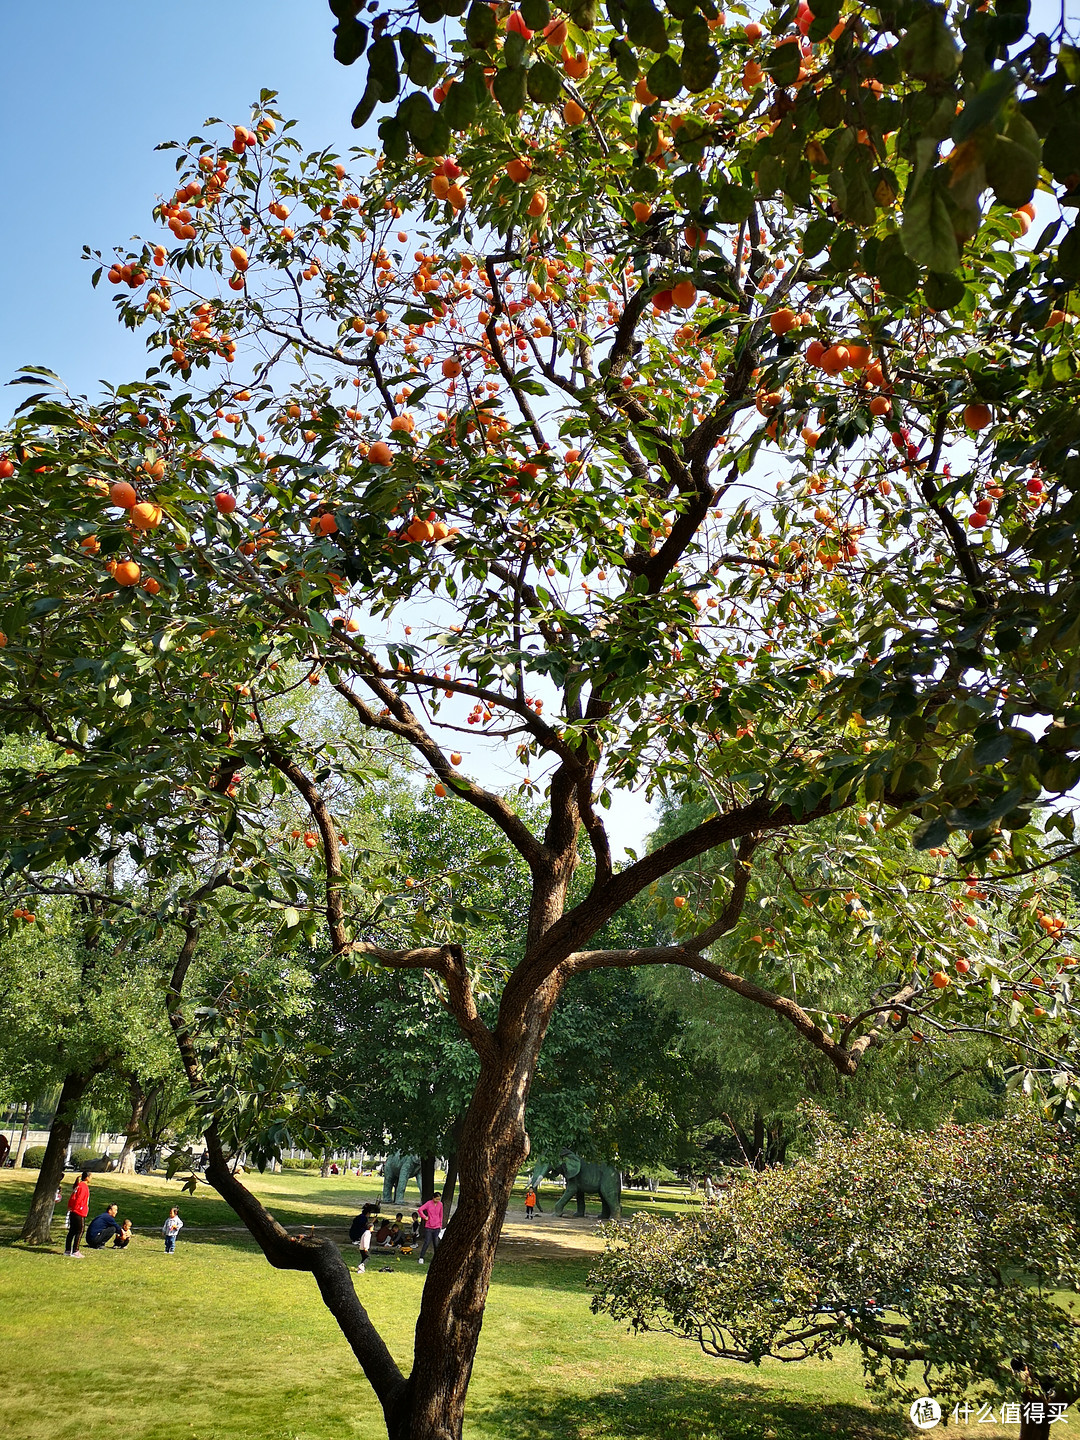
[2,0,1072,406]
[0,1,373,405]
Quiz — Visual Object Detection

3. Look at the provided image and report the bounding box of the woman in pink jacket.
[416,1194,443,1264]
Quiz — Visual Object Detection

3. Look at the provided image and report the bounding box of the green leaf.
[896,4,960,82]
[333,18,369,65]
[624,0,669,53]
[712,182,754,224]
[629,163,661,194]
[493,65,528,113]
[985,134,1039,209]
[520,0,551,29]
[801,215,835,257]
[527,60,563,104]
[913,815,951,850]
[568,0,599,29]
[609,38,639,82]
[953,69,1014,143]
[443,71,481,129]
[827,227,859,275]
[380,116,411,163]
[405,41,438,87]
[680,35,719,93]
[411,113,451,158]
[673,168,703,212]
[465,0,499,49]
[764,38,801,87]
[367,36,400,99]
[647,52,684,100]
[504,30,528,67]
[839,144,878,227]
[876,232,920,295]
[923,268,966,310]
[902,177,959,272]
[399,90,438,143]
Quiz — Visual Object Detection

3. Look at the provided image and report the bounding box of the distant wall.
[1,1130,126,1155]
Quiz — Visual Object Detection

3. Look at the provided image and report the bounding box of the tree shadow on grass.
[471,1375,907,1440]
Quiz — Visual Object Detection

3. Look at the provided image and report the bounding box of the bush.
[281,1157,319,1171]
[21,1146,46,1169]
[69,1149,98,1170]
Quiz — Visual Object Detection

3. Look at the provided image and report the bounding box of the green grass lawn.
[0,1171,1026,1440]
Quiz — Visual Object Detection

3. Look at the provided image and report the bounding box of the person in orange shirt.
[524,1187,537,1221]
[65,1170,91,1258]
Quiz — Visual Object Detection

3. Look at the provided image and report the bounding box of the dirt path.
[67,1212,614,1261]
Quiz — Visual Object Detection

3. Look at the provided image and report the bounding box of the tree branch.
[164,907,406,1417]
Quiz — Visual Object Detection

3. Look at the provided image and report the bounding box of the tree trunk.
[13,1101,31,1168]
[441,1152,458,1212]
[114,1079,150,1174]
[420,1155,437,1203]
[752,1111,766,1170]
[20,1072,93,1244]
[387,995,557,1440]
[1020,1412,1049,1440]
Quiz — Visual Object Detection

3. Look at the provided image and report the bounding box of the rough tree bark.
[19,1070,96,1244]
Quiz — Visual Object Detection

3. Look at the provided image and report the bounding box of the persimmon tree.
[590,1109,1080,1440]
[5,4,1080,1425]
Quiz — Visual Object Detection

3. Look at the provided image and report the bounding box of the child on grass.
[162,1206,183,1254]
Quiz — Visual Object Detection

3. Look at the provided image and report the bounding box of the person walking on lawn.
[416,1193,443,1264]
[65,1171,91,1257]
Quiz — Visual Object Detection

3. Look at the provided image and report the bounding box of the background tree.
[0,907,176,1241]
[590,1107,1080,1440]
[642,796,1021,1163]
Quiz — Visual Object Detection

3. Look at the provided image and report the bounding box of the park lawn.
[0,1172,1022,1440]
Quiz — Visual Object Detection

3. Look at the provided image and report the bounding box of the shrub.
[69,1149,98,1170]
[281,1157,319,1171]
[21,1146,46,1169]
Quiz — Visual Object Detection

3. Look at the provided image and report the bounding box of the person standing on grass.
[65,1171,91,1258]
[350,1202,378,1273]
[416,1193,444,1264]
[162,1206,183,1254]
[524,1186,537,1221]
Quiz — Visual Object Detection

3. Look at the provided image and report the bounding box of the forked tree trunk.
[114,1080,150,1174]
[20,1072,94,1244]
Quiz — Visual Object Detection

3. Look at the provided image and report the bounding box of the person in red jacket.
[65,1171,91,1258]
[416,1194,444,1264]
